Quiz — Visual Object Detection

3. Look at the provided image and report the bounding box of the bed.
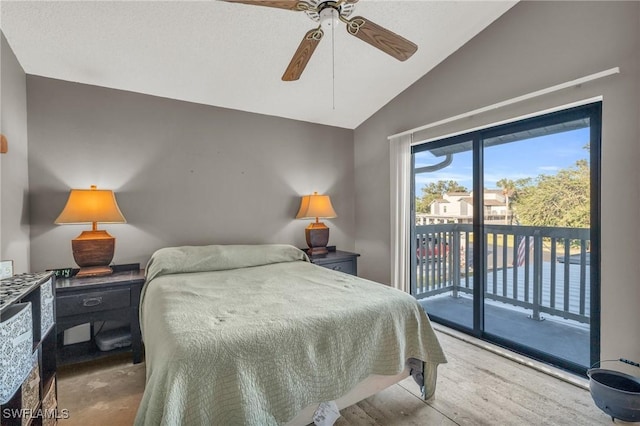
[134,244,447,426]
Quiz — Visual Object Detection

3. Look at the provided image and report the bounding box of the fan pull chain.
[332,8,336,110]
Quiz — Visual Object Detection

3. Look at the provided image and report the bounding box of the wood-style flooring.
[57,327,624,425]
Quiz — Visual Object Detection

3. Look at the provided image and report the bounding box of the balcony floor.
[418,294,590,368]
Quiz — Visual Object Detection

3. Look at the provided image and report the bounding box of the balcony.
[414,223,591,368]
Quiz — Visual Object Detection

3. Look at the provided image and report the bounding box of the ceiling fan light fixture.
[318,6,338,29]
[222,0,417,81]
[304,0,355,22]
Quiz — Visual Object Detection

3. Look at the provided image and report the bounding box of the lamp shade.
[55,185,126,225]
[55,185,126,277]
[295,192,337,220]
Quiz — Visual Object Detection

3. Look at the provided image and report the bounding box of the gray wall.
[1,32,30,273]
[27,77,355,271]
[354,2,639,364]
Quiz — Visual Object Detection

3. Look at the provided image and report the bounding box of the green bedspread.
[135,244,447,426]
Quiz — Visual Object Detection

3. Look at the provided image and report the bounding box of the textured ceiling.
[0,0,517,129]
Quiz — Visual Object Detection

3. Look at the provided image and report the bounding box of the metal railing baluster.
[550,238,557,309]
[563,238,571,317]
[452,229,460,298]
[502,234,508,297]
[580,240,587,316]
[531,231,543,321]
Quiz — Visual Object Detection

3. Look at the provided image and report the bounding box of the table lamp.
[296,192,337,255]
[55,185,126,277]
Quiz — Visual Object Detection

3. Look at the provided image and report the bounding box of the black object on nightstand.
[306,249,360,276]
[55,264,145,365]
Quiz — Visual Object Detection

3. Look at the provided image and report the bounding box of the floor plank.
[339,385,456,426]
[407,331,622,425]
[56,329,622,425]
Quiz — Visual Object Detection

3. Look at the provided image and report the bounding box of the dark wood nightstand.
[55,265,145,365]
[307,250,360,276]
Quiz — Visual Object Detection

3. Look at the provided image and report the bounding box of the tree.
[512,159,590,227]
[415,180,468,213]
[496,178,517,224]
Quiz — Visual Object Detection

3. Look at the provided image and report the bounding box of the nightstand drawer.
[57,288,130,316]
[321,260,356,276]
[307,250,359,276]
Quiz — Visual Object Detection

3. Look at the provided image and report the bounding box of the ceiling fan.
[221,0,418,81]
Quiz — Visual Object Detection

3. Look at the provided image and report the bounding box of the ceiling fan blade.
[220,0,309,11]
[282,28,324,81]
[344,16,417,61]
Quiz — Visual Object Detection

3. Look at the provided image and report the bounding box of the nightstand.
[307,250,360,276]
[55,265,145,365]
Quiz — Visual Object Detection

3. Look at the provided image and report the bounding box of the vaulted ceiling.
[1,1,517,129]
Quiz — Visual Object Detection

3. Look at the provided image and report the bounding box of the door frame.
[411,102,602,375]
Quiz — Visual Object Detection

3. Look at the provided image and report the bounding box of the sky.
[414,127,590,196]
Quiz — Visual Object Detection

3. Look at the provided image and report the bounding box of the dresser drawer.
[57,288,130,316]
[22,354,40,426]
[41,277,55,337]
[0,302,33,404]
[42,377,57,426]
[320,260,356,276]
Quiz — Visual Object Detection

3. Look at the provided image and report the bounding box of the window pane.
[414,140,474,330]
[483,121,591,368]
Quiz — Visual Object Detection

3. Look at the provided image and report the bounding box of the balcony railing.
[413,223,591,324]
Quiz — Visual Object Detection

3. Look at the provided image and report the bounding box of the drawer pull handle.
[82,297,103,307]
[332,265,343,271]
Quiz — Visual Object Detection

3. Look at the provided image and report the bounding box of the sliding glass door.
[412,103,601,374]
[412,137,474,329]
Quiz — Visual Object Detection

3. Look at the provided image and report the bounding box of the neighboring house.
[429,192,471,218]
[424,190,509,224]
[482,189,509,220]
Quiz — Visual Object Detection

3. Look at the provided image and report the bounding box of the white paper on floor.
[313,400,340,426]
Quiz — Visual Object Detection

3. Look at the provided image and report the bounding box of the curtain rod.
[388,67,620,140]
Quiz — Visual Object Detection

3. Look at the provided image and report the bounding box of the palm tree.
[496,178,516,224]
